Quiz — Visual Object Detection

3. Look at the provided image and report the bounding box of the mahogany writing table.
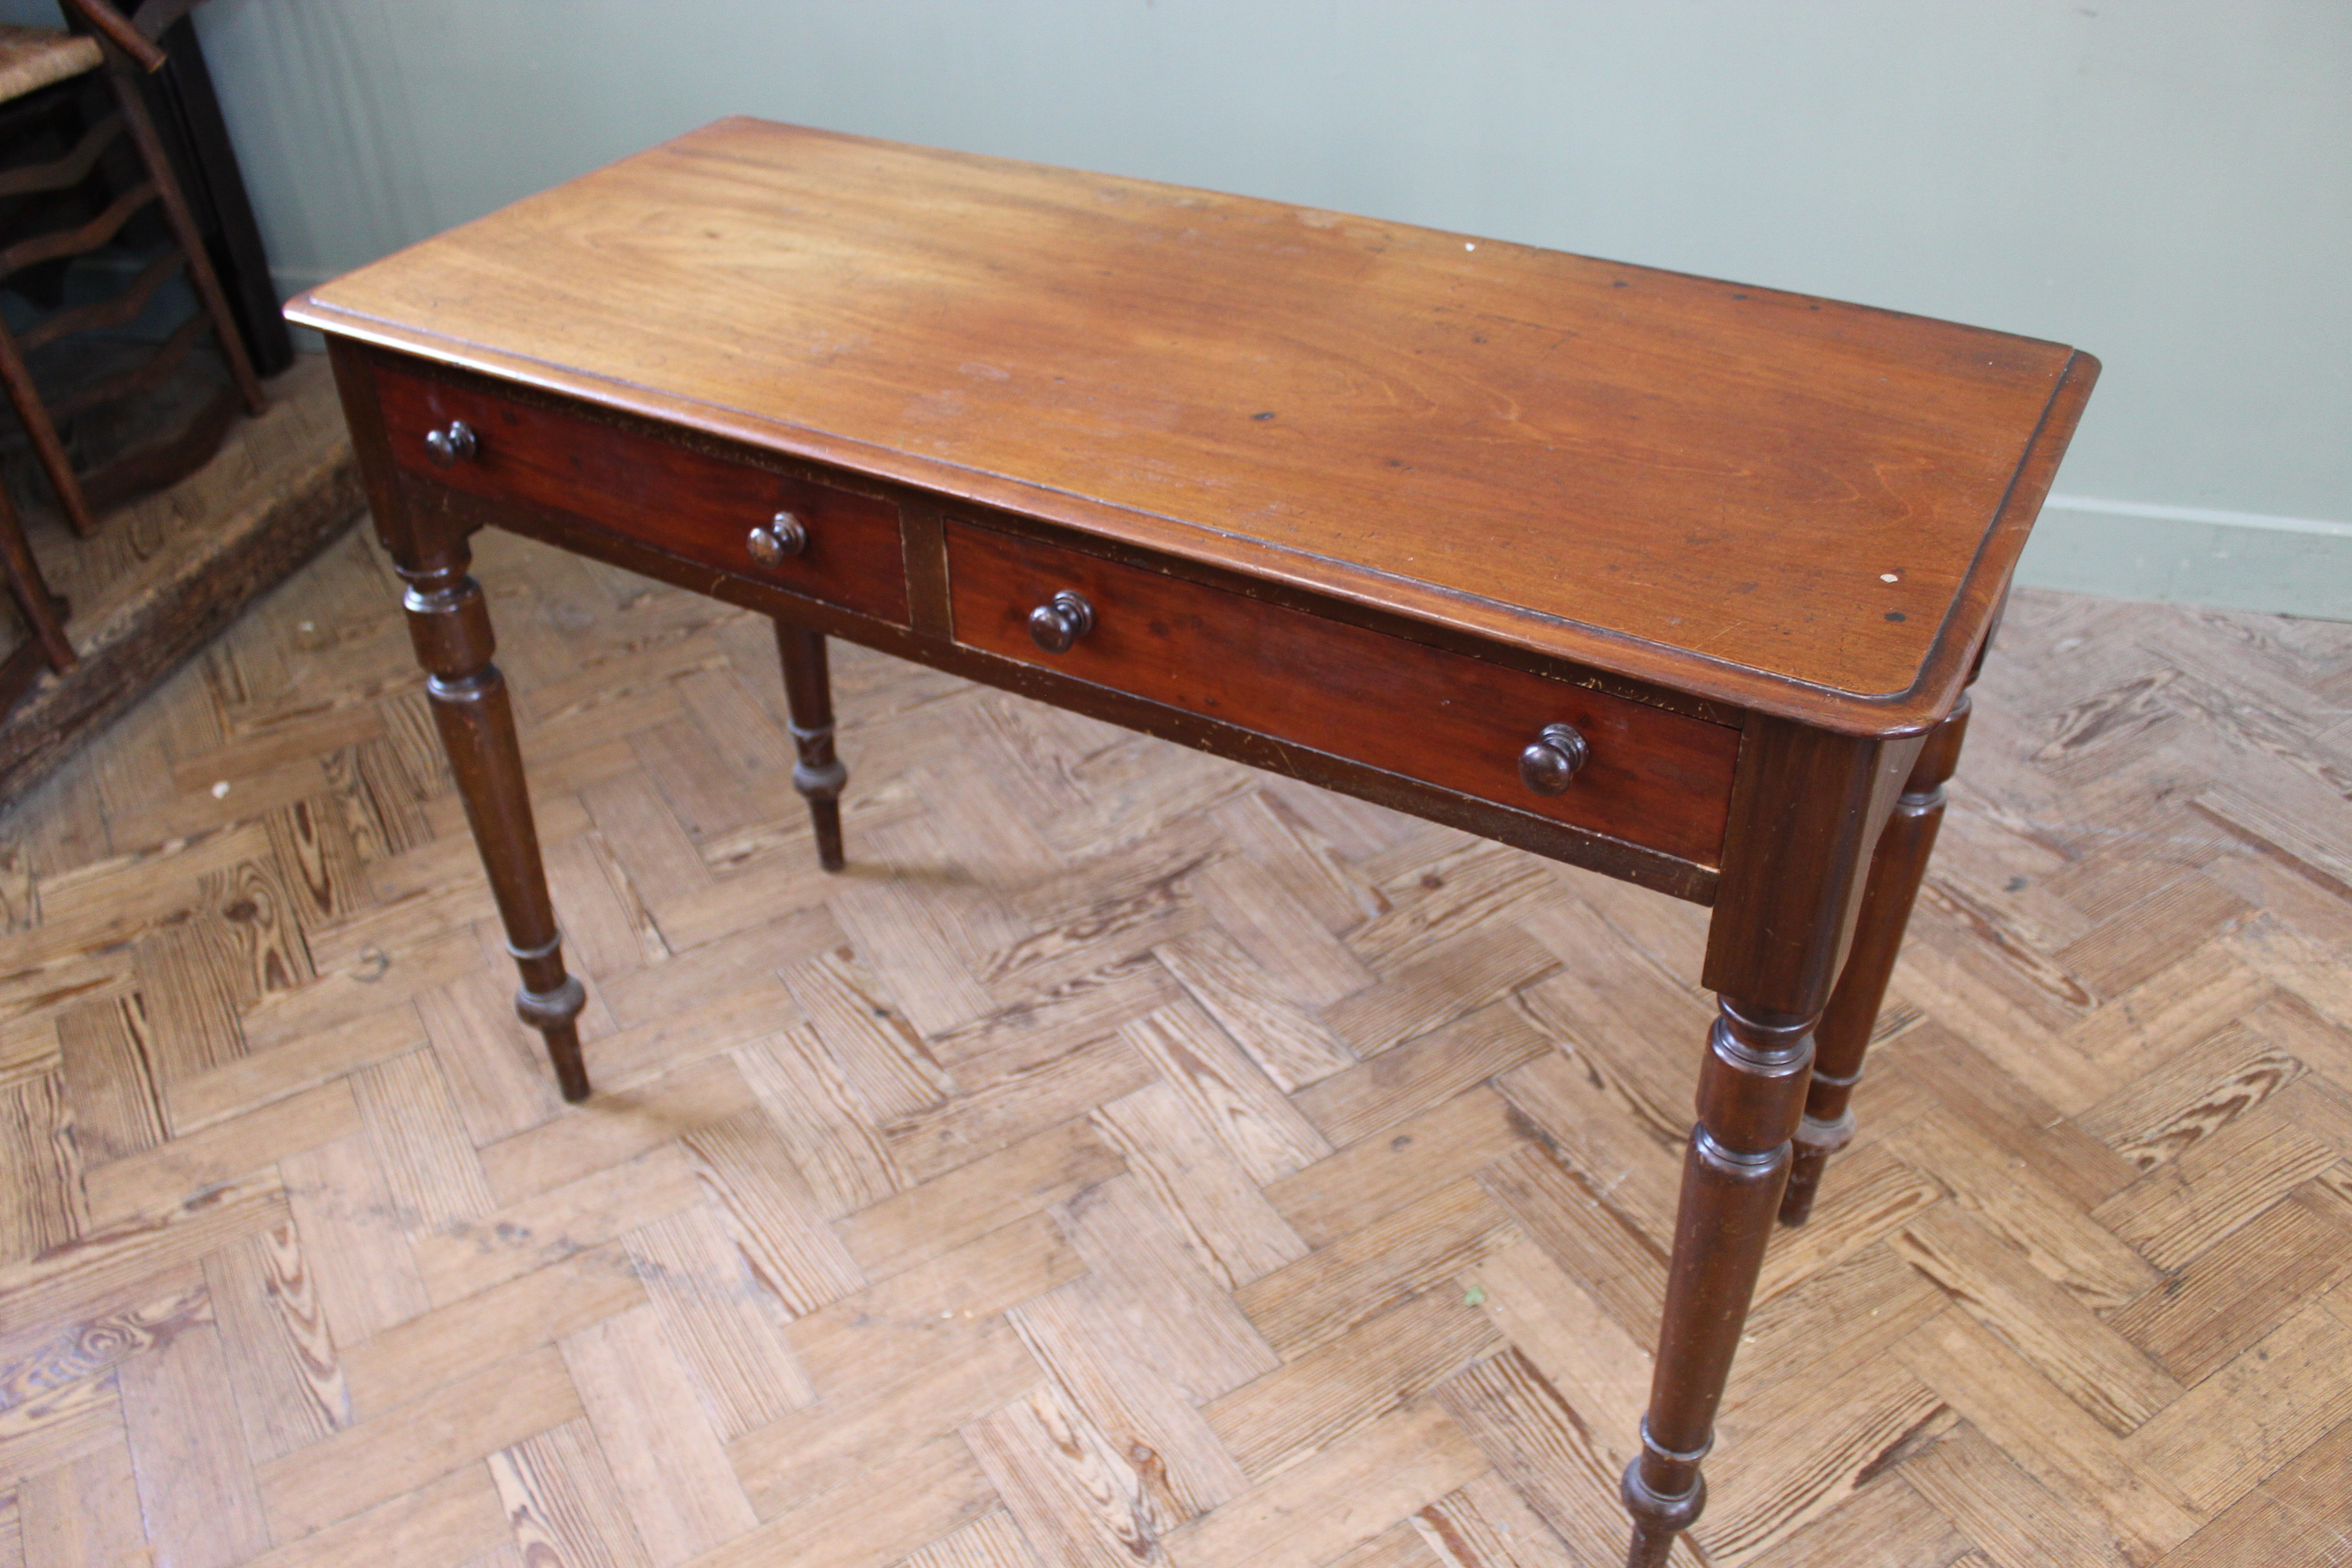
[289,117,2096,1564]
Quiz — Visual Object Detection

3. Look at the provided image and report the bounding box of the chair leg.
[0,485,73,671]
[0,56,270,544]
[101,55,266,416]
[0,322,100,540]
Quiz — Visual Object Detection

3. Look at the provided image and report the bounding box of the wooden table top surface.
[289,117,2096,734]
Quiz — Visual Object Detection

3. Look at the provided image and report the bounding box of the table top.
[288,117,2095,735]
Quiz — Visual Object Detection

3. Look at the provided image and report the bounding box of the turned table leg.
[400,538,591,1102]
[1622,718,1916,1566]
[1624,997,1816,1563]
[774,620,848,873]
[1780,695,1970,1224]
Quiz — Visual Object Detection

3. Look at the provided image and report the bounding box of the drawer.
[946,523,1739,867]
[375,362,909,624]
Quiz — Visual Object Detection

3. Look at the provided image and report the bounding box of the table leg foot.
[775,620,847,872]
[1779,697,1969,1226]
[515,967,590,1102]
[1621,1438,1705,1567]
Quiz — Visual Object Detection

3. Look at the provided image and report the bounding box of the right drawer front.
[946,522,1739,867]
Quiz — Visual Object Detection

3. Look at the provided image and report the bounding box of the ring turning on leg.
[775,620,848,872]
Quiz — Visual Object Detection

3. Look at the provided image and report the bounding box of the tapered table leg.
[1780,696,1970,1225]
[1623,997,1816,1563]
[1622,717,1915,1566]
[400,537,590,1102]
[775,620,848,873]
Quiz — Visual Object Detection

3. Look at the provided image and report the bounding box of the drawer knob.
[424,420,477,466]
[1028,589,1095,653]
[746,512,808,567]
[1519,722,1591,796]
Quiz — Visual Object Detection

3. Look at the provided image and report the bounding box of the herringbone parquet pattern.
[2,365,2349,1568]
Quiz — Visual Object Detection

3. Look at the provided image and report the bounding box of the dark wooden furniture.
[59,0,296,379]
[289,118,2095,1565]
[0,474,72,714]
[0,7,263,542]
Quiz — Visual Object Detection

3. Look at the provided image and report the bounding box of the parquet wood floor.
[1,419,2348,1567]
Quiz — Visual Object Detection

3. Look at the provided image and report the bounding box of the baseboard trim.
[2022,495,2352,622]
[2045,493,2352,542]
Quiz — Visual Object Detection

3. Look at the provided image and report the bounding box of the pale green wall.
[22,1,2349,615]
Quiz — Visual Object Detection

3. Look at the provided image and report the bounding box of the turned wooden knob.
[1519,722,1591,795]
[746,512,808,567]
[424,420,477,466]
[1028,589,1095,653]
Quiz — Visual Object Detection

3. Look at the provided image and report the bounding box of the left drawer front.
[376,364,909,624]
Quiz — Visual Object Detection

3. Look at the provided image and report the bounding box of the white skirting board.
[2017,495,2352,622]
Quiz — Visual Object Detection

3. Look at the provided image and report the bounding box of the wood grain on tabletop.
[285,116,2096,733]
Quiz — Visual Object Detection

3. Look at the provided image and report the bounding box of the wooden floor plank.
[255,1342,581,1542]
[1054,1174,1279,1402]
[83,1079,357,1230]
[681,1107,869,1315]
[1236,1180,1521,1361]
[1898,1421,2134,1568]
[491,1416,656,1568]
[235,1464,510,1568]
[340,1244,643,1421]
[2107,1181,2352,1384]
[1294,1003,1551,1149]
[117,1321,270,1568]
[683,1431,995,1568]
[1010,1277,1251,1526]
[561,1306,758,1568]
[625,1204,814,1440]
[1088,1080,1309,1291]
[727,1315,1036,1522]
[2151,1415,2352,1568]
[0,1174,286,1338]
[1889,1308,2202,1563]
[410,1144,702,1308]
[1887,1205,2180,1436]
[2126,1286,2352,1514]
[1267,1087,1532,1250]
[897,1511,1045,1568]
[1160,1401,1489,1568]
[1208,1287,1501,1482]
[203,1220,350,1464]
[1697,1355,1948,1566]
[1120,1000,1334,1187]
[0,1077,83,1271]
[0,1371,122,1496]
[964,1384,1157,1568]
[1433,1353,1692,1568]
[835,1116,1122,1284]
[13,1432,149,1568]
